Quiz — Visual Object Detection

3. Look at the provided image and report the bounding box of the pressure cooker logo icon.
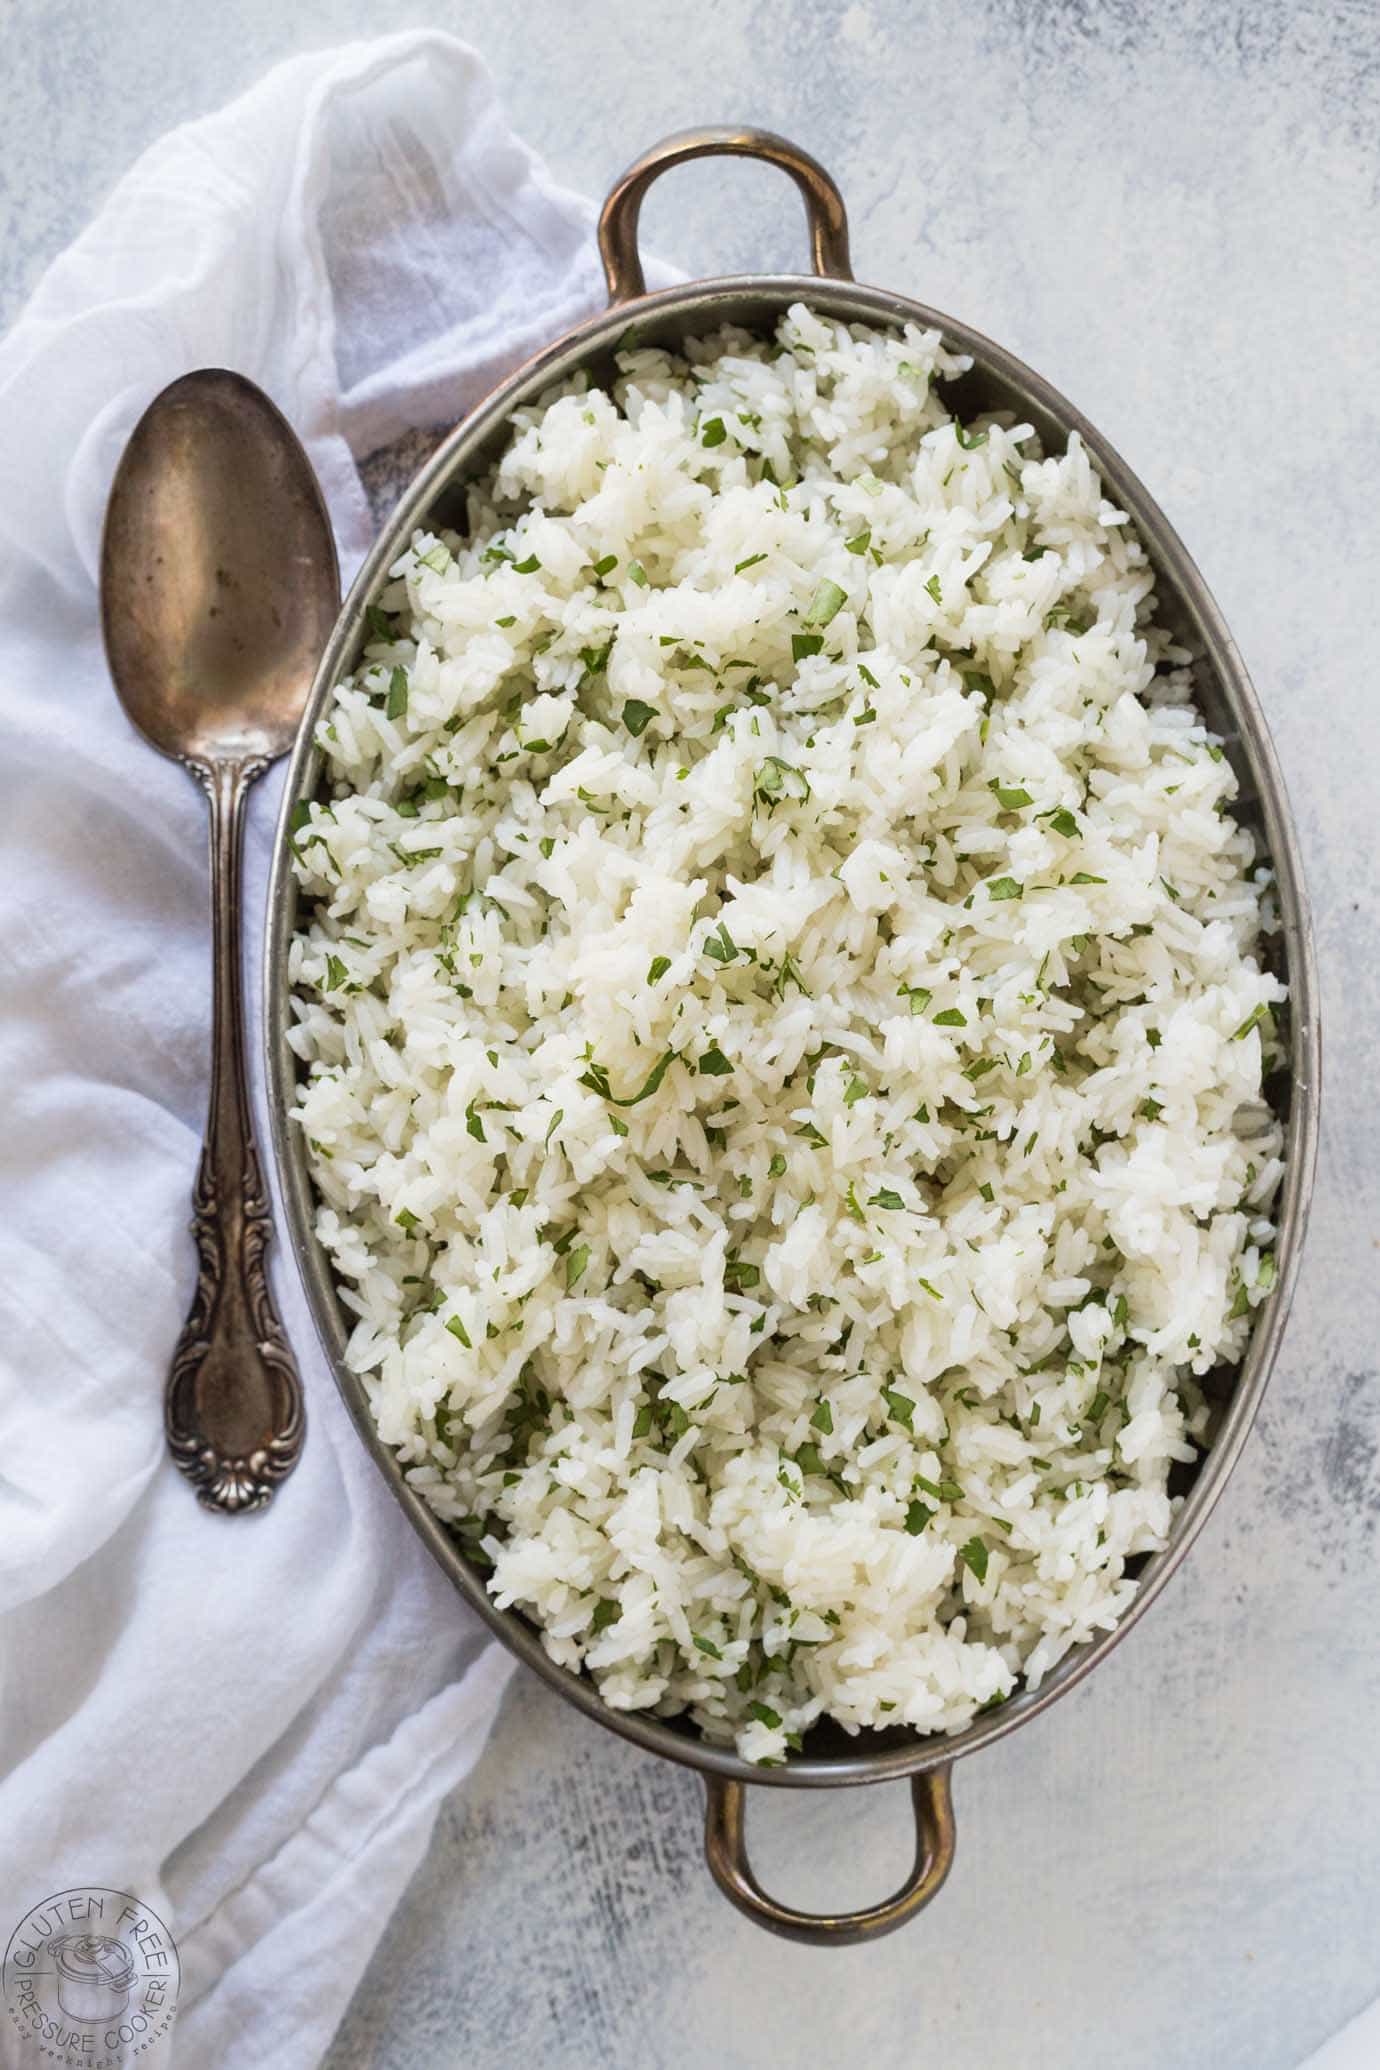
[47,1933,136,2023]
[3,1888,180,2068]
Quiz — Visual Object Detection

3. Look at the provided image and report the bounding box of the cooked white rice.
[287,303,1284,1761]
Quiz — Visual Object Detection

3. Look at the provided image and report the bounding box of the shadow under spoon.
[101,368,340,1514]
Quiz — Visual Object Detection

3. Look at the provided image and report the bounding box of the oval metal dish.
[266,127,1319,1944]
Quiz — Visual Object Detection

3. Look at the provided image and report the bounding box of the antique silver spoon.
[101,369,339,1514]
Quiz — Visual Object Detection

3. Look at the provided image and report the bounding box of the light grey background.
[4,2,1376,2066]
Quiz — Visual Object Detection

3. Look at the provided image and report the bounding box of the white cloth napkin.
[1303,2004,1380,2070]
[0,32,672,2068]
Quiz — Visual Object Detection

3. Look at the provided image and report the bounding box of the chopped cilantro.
[804,579,847,627]
[754,755,810,807]
[882,1386,915,1430]
[703,920,741,965]
[565,1243,591,1289]
[581,1050,678,1106]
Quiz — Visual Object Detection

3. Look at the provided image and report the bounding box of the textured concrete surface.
[4,2,1377,2065]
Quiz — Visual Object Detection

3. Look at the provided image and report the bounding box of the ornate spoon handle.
[166,756,304,1513]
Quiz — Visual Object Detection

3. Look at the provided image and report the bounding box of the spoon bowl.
[102,368,338,1513]
[102,369,337,765]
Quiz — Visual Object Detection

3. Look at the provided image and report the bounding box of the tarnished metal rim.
[265,261,1319,1793]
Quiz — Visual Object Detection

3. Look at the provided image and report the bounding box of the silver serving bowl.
[265,128,1320,1944]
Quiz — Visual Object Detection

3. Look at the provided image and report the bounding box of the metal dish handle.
[703,1767,956,1946]
[598,126,853,305]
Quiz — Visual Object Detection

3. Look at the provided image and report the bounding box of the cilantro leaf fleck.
[803,578,847,627]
